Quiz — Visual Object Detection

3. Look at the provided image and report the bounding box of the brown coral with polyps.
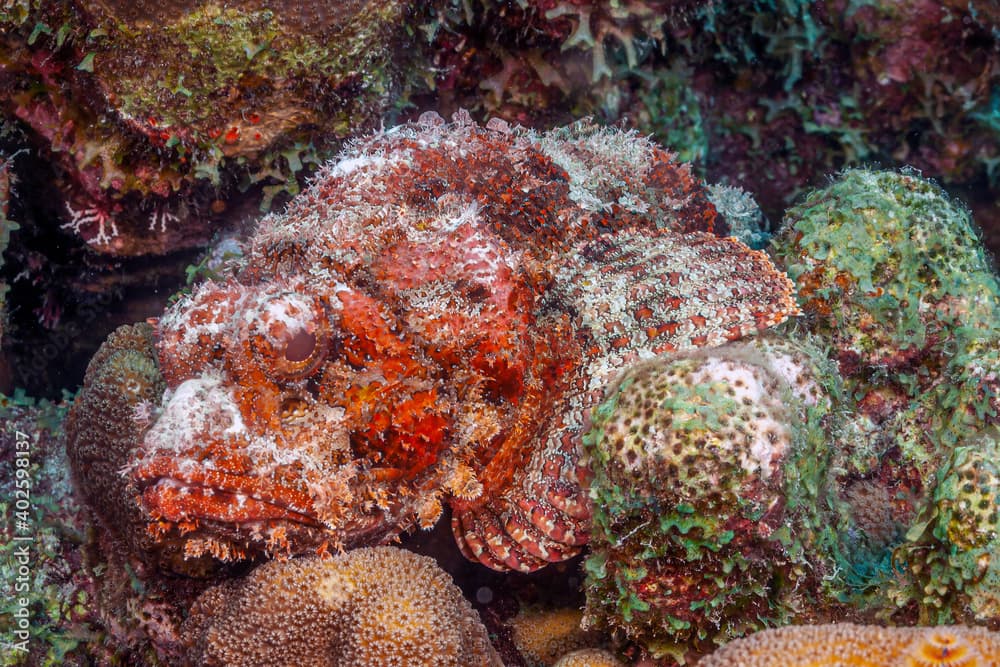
[508,607,607,666]
[63,325,170,559]
[182,546,502,666]
[553,648,625,667]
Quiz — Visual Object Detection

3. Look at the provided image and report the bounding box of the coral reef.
[682,1,1000,220]
[892,429,1000,627]
[422,0,708,119]
[3,3,1000,666]
[771,168,997,401]
[770,168,1000,623]
[553,648,626,667]
[575,168,1000,661]
[772,167,1000,537]
[698,623,1000,666]
[0,0,413,255]
[416,1,1000,245]
[581,333,847,660]
[507,606,605,667]
[182,546,502,666]
[65,113,797,576]
[422,0,1000,215]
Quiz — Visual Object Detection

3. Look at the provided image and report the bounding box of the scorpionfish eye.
[242,291,330,380]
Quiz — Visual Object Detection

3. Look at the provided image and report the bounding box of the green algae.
[105,3,403,133]
[0,394,87,667]
[771,168,1000,410]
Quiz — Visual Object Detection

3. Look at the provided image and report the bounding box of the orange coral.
[553,648,626,667]
[182,546,502,666]
[508,607,606,666]
[698,624,1000,666]
[905,630,984,667]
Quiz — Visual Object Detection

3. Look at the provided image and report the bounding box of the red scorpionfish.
[67,112,798,573]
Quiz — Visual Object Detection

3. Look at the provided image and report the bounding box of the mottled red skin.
[70,114,796,573]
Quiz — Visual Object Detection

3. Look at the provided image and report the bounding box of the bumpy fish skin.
[79,112,797,572]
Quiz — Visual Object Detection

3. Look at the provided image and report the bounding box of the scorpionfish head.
[128,228,550,563]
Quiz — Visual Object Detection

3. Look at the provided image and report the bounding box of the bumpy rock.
[771,168,999,405]
[581,333,846,660]
[892,429,1000,627]
[182,546,502,667]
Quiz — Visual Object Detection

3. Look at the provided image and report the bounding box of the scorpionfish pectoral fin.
[451,409,593,574]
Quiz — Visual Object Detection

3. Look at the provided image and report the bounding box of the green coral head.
[585,334,841,508]
[930,428,1000,553]
[772,167,999,372]
[585,350,798,509]
[894,427,1000,624]
[581,335,845,652]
